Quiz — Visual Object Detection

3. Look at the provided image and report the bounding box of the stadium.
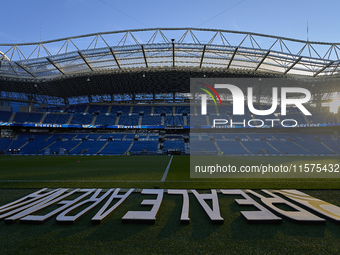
[1,28,340,254]
[1,28,340,156]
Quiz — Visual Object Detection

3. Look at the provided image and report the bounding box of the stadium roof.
[0,28,340,103]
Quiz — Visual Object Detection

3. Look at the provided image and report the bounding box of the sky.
[1,0,340,45]
[1,0,340,109]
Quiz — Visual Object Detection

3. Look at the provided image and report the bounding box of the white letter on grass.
[56,189,112,224]
[168,189,190,224]
[246,189,325,223]
[122,189,164,224]
[92,188,134,224]
[192,189,224,224]
[221,189,281,223]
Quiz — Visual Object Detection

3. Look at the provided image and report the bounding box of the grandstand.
[0,101,338,156]
[2,28,340,255]
[0,28,340,156]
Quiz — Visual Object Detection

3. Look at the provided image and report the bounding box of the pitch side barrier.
[1,188,340,225]
[0,122,335,129]
[188,153,340,156]
[7,154,340,156]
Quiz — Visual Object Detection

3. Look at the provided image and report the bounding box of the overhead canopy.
[0,28,339,102]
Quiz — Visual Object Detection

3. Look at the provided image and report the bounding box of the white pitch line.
[161,155,174,182]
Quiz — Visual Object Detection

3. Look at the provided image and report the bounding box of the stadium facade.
[0,28,340,156]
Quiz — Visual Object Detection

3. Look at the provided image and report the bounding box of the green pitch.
[1,155,340,254]
[0,155,339,189]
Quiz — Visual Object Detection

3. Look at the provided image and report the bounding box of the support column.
[256,84,261,104]
[29,101,34,113]
[132,94,136,104]
[64,98,69,108]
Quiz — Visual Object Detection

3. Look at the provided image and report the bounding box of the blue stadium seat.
[0,111,13,122]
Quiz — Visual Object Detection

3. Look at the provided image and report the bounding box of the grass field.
[1,155,340,254]
[0,155,340,189]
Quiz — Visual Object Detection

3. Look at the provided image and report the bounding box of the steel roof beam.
[109,48,121,69]
[78,51,93,71]
[141,45,148,68]
[284,56,302,75]
[15,62,35,77]
[227,47,238,69]
[1,28,339,48]
[199,45,206,68]
[254,50,270,71]
[47,57,64,75]
[313,61,335,77]
[8,62,18,76]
